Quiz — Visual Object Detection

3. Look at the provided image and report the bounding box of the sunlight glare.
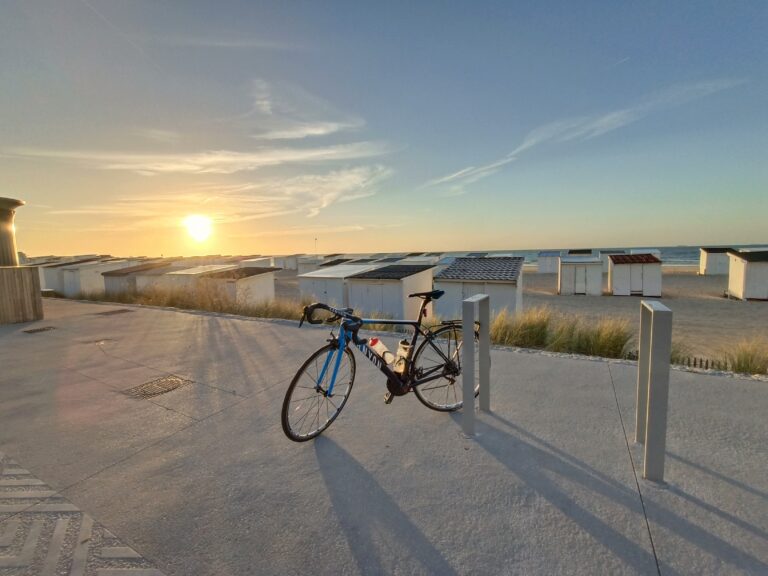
[183,215,212,242]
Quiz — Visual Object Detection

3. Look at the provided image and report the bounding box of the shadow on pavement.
[315,437,458,576]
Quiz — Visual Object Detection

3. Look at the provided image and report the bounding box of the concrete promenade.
[0,299,766,575]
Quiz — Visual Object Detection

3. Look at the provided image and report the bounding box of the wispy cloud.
[45,165,392,231]
[252,119,364,140]
[132,128,180,144]
[5,142,388,175]
[425,78,746,192]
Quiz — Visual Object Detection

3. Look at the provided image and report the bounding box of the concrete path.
[0,299,765,575]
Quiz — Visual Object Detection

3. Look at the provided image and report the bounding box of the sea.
[461,244,768,266]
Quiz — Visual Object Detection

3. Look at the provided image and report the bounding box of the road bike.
[281,290,479,442]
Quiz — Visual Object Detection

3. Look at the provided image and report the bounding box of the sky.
[1,0,767,257]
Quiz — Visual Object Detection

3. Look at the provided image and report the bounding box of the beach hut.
[134,265,191,292]
[630,248,662,258]
[199,267,281,306]
[699,247,731,275]
[558,256,603,296]
[271,255,301,270]
[319,258,352,268]
[347,265,435,320]
[567,249,594,256]
[154,264,237,292]
[434,257,524,318]
[39,257,101,292]
[599,250,626,273]
[608,254,662,297]
[298,263,383,308]
[102,261,173,296]
[61,259,138,297]
[727,250,768,300]
[537,251,561,273]
[296,256,323,275]
[238,257,272,268]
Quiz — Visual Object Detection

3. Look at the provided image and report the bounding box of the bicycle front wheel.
[281,343,356,442]
[412,324,479,412]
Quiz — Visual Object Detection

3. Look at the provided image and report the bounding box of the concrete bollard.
[636,300,673,482]
[462,294,491,436]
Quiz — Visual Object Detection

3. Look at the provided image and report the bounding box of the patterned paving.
[0,453,164,576]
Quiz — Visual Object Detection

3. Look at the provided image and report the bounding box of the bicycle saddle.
[408,289,444,300]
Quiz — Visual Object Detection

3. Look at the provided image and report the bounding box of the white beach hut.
[297,256,323,275]
[537,251,561,273]
[61,259,138,297]
[271,255,301,270]
[154,264,238,292]
[298,264,382,308]
[134,265,191,292]
[238,257,272,268]
[727,250,768,300]
[434,257,524,318]
[39,257,101,292]
[608,254,662,297]
[102,261,173,296]
[599,250,626,273]
[199,267,280,306]
[558,256,603,296]
[347,265,435,320]
[699,247,731,275]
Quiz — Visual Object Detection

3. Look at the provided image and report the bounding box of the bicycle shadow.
[470,412,768,575]
[314,437,458,576]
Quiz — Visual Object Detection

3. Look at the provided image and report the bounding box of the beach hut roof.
[609,254,661,265]
[539,251,561,257]
[300,264,382,279]
[323,253,342,259]
[167,264,236,276]
[727,249,768,263]
[42,257,101,268]
[466,252,488,258]
[701,247,730,254]
[406,252,425,257]
[567,249,593,255]
[426,252,443,257]
[560,256,602,264]
[135,265,190,276]
[375,257,403,263]
[102,261,171,277]
[350,264,434,280]
[319,258,352,267]
[435,257,524,283]
[599,250,626,255]
[200,267,280,279]
[347,258,377,264]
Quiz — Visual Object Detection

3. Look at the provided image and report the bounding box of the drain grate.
[23,326,56,334]
[95,309,133,316]
[123,375,191,399]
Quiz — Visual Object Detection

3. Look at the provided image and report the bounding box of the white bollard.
[636,300,673,482]
[462,294,491,436]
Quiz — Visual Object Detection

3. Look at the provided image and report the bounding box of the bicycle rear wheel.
[412,324,479,412]
[281,343,356,442]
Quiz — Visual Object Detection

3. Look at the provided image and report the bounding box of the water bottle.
[369,337,395,365]
[393,339,411,375]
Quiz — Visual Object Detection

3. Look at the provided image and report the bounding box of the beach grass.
[722,339,768,375]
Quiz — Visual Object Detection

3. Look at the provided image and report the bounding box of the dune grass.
[490,306,633,359]
[722,339,768,375]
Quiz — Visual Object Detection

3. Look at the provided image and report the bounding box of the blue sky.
[2,0,766,255]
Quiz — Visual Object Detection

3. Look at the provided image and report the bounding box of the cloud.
[251,79,273,115]
[5,142,388,175]
[252,120,364,140]
[132,128,180,143]
[45,165,392,231]
[425,78,746,193]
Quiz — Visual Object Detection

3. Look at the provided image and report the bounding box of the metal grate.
[95,309,134,316]
[23,326,56,334]
[123,375,191,399]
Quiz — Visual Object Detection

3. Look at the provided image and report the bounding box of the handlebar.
[300,303,365,344]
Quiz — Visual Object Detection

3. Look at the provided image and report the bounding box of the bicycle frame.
[319,314,461,397]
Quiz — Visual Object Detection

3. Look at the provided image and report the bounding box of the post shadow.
[473,413,768,574]
[314,437,458,576]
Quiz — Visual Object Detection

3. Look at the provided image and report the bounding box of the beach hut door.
[630,265,643,294]
[574,266,587,294]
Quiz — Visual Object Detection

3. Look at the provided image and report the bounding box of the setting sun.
[183,215,212,242]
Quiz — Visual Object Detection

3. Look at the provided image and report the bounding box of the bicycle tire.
[412,324,479,412]
[281,343,356,442]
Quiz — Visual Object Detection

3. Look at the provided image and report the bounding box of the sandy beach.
[276,268,768,358]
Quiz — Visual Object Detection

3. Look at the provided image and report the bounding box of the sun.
[183,215,212,242]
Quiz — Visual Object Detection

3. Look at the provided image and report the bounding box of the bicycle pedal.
[384,392,394,404]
